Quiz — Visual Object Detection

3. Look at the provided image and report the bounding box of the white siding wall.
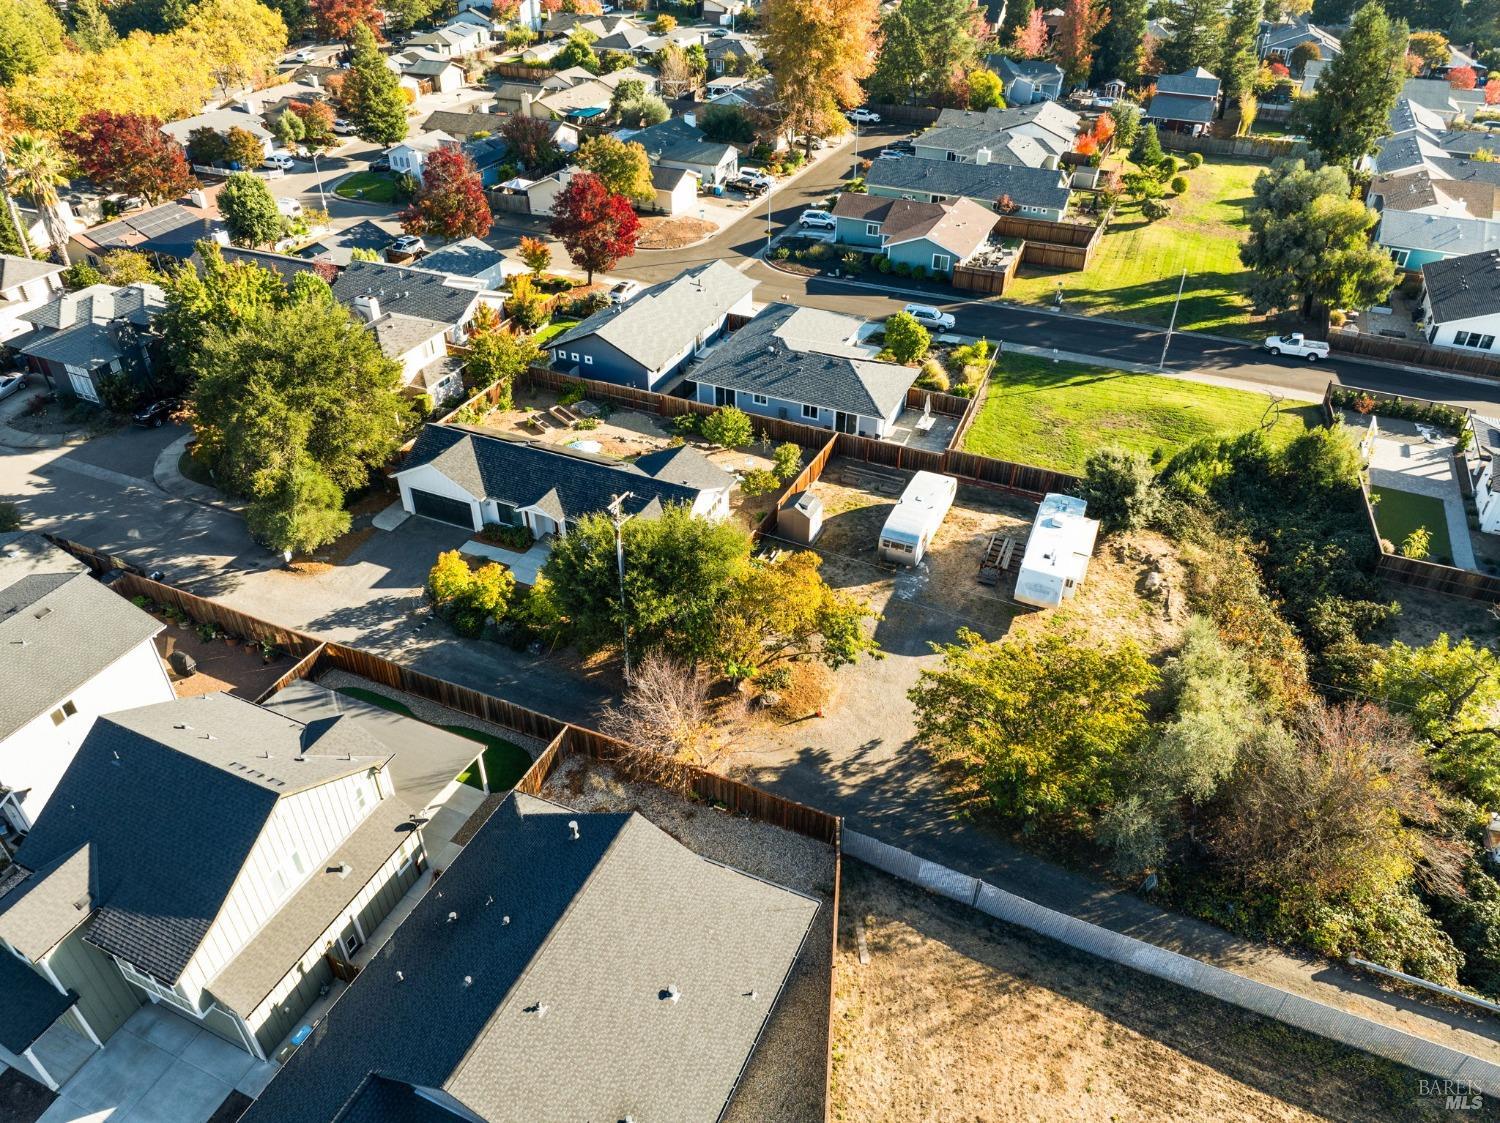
[0,637,171,830]
[397,463,484,530]
[1429,311,1500,352]
[0,272,64,341]
[397,333,448,384]
[177,767,388,1007]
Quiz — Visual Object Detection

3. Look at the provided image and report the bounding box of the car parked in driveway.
[333,117,355,135]
[369,155,391,172]
[799,209,836,229]
[0,372,27,402]
[263,152,295,171]
[902,303,956,331]
[846,108,881,124]
[391,234,426,256]
[735,168,774,191]
[608,279,641,304]
[877,148,908,160]
[132,398,181,428]
[276,196,303,217]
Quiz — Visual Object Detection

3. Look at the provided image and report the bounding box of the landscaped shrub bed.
[1329,387,1466,434]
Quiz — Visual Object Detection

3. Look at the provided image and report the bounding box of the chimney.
[212,229,231,247]
[353,294,382,322]
[975,146,991,166]
[238,98,255,115]
[684,112,696,129]
[189,188,209,209]
[308,74,321,90]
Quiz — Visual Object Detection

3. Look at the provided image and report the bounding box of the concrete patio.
[1365,418,1477,570]
[461,537,552,585]
[36,1004,277,1123]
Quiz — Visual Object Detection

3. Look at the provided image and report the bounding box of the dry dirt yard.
[833,864,1485,1123]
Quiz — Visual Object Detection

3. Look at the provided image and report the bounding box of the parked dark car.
[369,155,391,172]
[132,398,181,428]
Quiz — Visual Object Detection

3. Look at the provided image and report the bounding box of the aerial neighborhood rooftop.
[4,0,1500,1118]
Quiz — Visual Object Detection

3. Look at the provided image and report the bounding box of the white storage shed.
[879,471,957,565]
[1014,493,1100,608]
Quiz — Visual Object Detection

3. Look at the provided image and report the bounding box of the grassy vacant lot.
[1371,486,1454,563]
[1006,159,1268,337]
[963,354,1318,473]
[334,171,399,203]
[334,685,532,790]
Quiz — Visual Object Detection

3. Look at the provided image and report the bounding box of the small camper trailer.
[879,471,957,565]
[1013,493,1100,608]
[779,488,825,545]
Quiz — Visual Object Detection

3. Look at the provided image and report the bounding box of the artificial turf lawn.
[334,686,532,791]
[333,171,399,204]
[1369,486,1454,564]
[962,354,1319,473]
[1005,160,1269,338]
[532,320,578,346]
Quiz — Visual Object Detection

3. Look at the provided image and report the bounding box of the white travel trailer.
[1013,493,1101,608]
[879,471,957,565]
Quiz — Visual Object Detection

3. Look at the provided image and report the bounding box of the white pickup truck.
[1263,332,1330,361]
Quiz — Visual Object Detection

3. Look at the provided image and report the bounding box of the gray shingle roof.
[994,56,1063,82]
[371,312,449,360]
[0,254,64,293]
[399,425,723,523]
[0,533,163,743]
[866,157,1070,212]
[412,237,506,281]
[549,260,754,372]
[629,116,737,168]
[0,694,391,983]
[1154,66,1220,97]
[0,952,78,1054]
[332,260,481,327]
[20,283,163,332]
[631,445,736,491]
[241,792,819,1123]
[1430,157,1500,188]
[1146,92,1217,123]
[1378,208,1500,256]
[690,303,919,420]
[1422,249,1500,324]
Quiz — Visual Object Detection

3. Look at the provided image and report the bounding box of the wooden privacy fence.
[757,435,838,539]
[113,572,323,657]
[1330,329,1500,381]
[1355,476,1500,602]
[904,384,970,417]
[991,213,1098,248]
[1159,132,1308,160]
[951,256,1019,295]
[256,643,328,704]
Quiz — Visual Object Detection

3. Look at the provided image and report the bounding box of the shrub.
[949,338,991,370]
[770,245,791,260]
[1170,174,1189,194]
[558,381,588,407]
[916,358,950,392]
[1078,447,1161,532]
[893,260,912,277]
[874,254,892,273]
[772,441,802,481]
[1399,526,1431,559]
[1327,388,1464,432]
[427,549,516,637]
[911,265,926,280]
[740,468,781,495]
[882,311,931,364]
[841,251,864,273]
[670,413,701,436]
[0,502,20,532]
[1142,199,1172,220]
[701,405,753,448]
[573,417,601,430]
[1185,152,1203,169]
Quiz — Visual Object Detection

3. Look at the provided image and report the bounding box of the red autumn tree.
[1074,133,1098,155]
[400,147,493,239]
[62,111,197,204]
[1269,60,1290,78]
[1012,7,1047,58]
[1488,82,1500,106]
[548,172,639,283]
[289,100,337,150]
[1092,113,1115,145]
[312,0,382,43]
[1449,66,1477,90]
[1052,0,1109,87]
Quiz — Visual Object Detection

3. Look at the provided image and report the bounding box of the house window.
[752,393,768,405]
[932,253,951,273]
[930,194,947,203]
[583,354,593,365]
[49,700,78,727]
[355,784,368,811]
[946,151,959,161]
[801,403,819,420]
[67,370,98,403]
[570,352,579,362]
[1389,248,1410,269]
[866,222,881,237]
[493,501,520,525]
[1455,331,1496,350]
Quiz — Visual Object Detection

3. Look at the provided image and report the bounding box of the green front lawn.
[1370,486,1454,564]
[334,171,399,203]
[532,320,577,346]
[334,685,533,791]
[963,354,1319,473]
[1005,160,1268,338]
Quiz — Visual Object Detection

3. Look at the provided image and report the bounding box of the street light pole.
[310,149,327,212]
[607,492,635,679]
[764,177,773,255]
[1158,268,1187,371]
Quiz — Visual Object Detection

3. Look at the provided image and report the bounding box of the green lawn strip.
[334,171,398,203]
[1005,160,1268,338]
[334,686,532,791]
[532,320,578,346]
[963,354,1318,473]
[1369,486,1454,564]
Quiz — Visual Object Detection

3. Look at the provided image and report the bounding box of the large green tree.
[909,625,1158,819]
[0,0,65,87]
[247,457,350,556]
[762,0,880,146]
[868,0,987,104]
[1294,1,1408,168]
[1220,0,1263,107]
[219,171,284,247]
[1093,0,1148,85]
[343,23,408,145]
[190,284,408,499]
[159,240,295,377]
[576,134,654,203]
[1239,158,1397,318]
[1157,0,1226,76]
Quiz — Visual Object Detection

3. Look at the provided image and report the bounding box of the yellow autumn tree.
[761,0,880,145]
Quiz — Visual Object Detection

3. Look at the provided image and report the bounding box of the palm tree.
[5,133,71,265]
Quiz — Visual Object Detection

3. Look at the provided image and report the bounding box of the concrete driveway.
[37,1004,276,1123]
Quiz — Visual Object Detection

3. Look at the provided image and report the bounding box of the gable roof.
[1422,249,1500,324]
[419,108,501,138]
[399,425,727,522]
[548,260,754,372]
[413,236,508,280]
[0,952,78,1054]
[78,201,219,259]
[294,219,392,268]
[1260,19,1341,54]
[213,246,325,282]
[0,533,163,744]
[932,101,1081,146]
[332,260,481,326]
[0,693,390,982]
[1377,208,1500,257]
[0,254,64,293]
[690,303,920,420]
[370,312,450,360]
[20,282,163,332]
[1389,96,1448,135]
[1154,66,1220,97]
[866,157,1070,212]
[1146,92,1217,123]
[993,55,1064,83]
[628,116,737,168]
[832,194,996,257]
[240,793,819,1123]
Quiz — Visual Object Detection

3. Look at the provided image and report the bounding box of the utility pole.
[764,176,773,256]
[607,492,635,679]
[1158,268,1187,371]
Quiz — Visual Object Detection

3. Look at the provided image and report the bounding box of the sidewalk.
[999,341,1326,403]
[153,433,247,514]
[0,385,83,450]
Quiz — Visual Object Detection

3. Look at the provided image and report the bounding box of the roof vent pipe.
[568,820,579,841]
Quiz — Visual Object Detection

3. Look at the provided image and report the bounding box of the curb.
[154,433,247,515]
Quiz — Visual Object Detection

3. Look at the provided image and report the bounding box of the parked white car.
[846,108,881,124]
[876,148,908,160]
[608,279,641,304]
[0,372,26,402]
[276,196,304,218]
[332,117,355,135]
[1263,332,1329,361]
[262,152,295,171]
[289,47,317,63]
[391,234,426,256]
[799,209,836,229]
[736,168,774,191]
[902,303,956,331]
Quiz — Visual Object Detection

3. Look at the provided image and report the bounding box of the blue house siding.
[867,183,1065,222]
[550,335,654,389]
[834,216,884,248]
[886,237,958,276]
[694,382,893,437]
[1381,244,1455,271]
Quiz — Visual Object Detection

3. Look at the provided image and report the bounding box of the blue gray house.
[1376,209,1500,270]
[1144,67,1221,136]
[864,157,1071,220]
[547,260,756,389]
[831,194,996,276]
[689,304,919,438]
[992,56,1065,104]
[414,237,515,289]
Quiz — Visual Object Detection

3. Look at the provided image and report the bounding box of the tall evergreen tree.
[999,0,1036,51]
[68,0,119,52]
[869,0,987,104]
[343,23,408,145]
[1157,0,1226,76]
[1294,1,1407,168]
[1220,0,1262,112]
[1094,0,1148,85]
